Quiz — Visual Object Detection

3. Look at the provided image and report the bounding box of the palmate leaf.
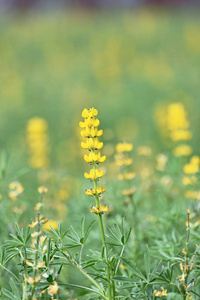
[106,220,132,247]
[120,257,147,281]
[1,288,20,300]
[9,278,21,299]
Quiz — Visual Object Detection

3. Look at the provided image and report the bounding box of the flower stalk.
[80,108,112,299]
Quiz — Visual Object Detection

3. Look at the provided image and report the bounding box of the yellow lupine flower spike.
[80,108,108,214]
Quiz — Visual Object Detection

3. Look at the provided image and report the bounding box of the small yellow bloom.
[115,158,133,167]
[34,202,43,210]
[81,138,103,150]
[118,172,136,180]
[82,107,98,118]
[116,142,133,153]
[154,287,168,297]
[48,281,59,295]
[180,262,183,271]
[29,217,48,228]
[120,264,127,270]
[84,152,106,164]
[178,274,185,282]
[137,146,152,156]
[170,130,192,142]
[9,181,24,193]
[184,190,200,200]
[84,169,104,180]
[173,145,192,157]
[38,186,48,194]
[122,187,136,196]
[90,204,108,214]
[31,230,42,238]
[43,220,58,231]
[81,126,103,138]
[79,118,100,129]
[25,275,41,284]
[85,187,105,196]
[38,261,45,268]
[182,248,186,255]
[182,176,197,185]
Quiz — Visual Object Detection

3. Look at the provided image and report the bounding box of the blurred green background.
[1,8,200,171]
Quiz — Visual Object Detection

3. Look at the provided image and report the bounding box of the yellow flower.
[182,176,197,185]
[184,190,200,200]
[170,130,192,142]
[26,117,49,169]
[43,220,58,231]
[85,187,106,196]
[82,107,98,118]
[84,152,106,164]
[38,186,48,194]
[156,154,168,171]
[115,158,133,166]
[90,204,108,214]
[137,146,152,156]
[31,230,42,238]
[84,169,104,180]
[81,126,103,138]
[80,108,107,212]
[34,202,43,210]
[29,217,48,228]
[120,264,127,270]
[118,172,136,180]
[167,102,189,131]
[116,142,133,153]
[9,181,24,193]
[81,138,103,150]
[122,187,136,196]
[25,276,41,284]
[79,118,100,128]
[154,287,168,297]
[48,281,59,295]
[173,145,192,157]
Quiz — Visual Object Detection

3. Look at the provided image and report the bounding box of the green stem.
[91,152,112,300]
[97,213,112,300]
[0,264,22,284]
[22,247,28,300]
[30,213,41,299]
[115,245,125,274]
[60,250,107,299]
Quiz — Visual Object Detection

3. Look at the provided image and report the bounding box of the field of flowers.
[1,7,200,300]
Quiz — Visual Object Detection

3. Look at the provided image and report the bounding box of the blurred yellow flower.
[173,145,192,157]
[38,186,48,194]
[43,220,58,231]
[116,142,133,153]
[167,103,189,131]
[170,130,192,142]
[26,117,49,169]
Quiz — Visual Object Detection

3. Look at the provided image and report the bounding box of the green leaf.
[125,227,132,244]
[81,216,85,238]
[49,225,60,239]
[84,220,96,243]
[1,288,18,300]
[112,276,135,283]
[144,244,150,281]
[120,257,147,281]
[9,278,21,299]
